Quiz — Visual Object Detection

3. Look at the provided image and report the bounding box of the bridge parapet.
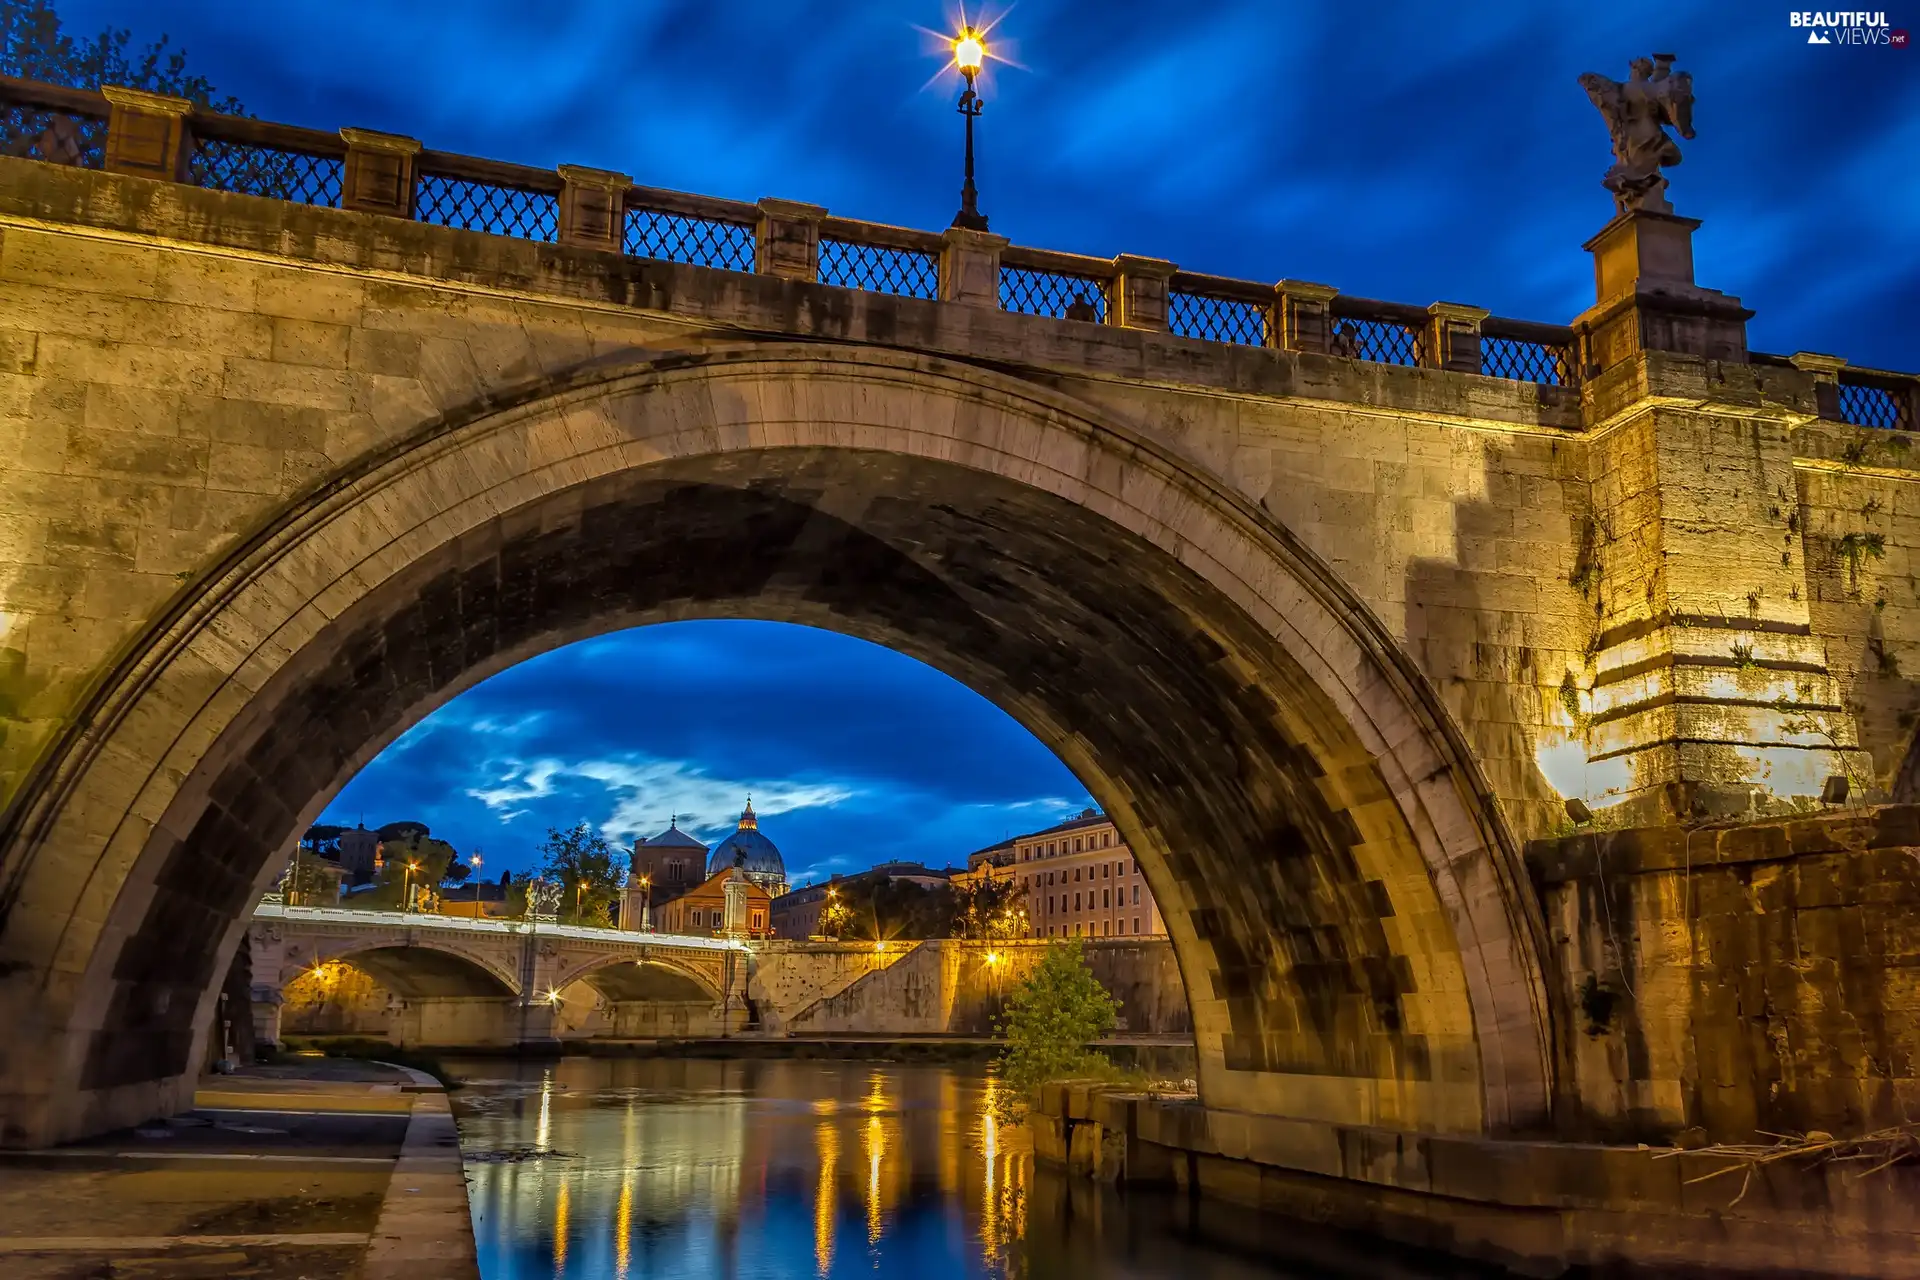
[11,71,1910,428]
[0,73,1612,404]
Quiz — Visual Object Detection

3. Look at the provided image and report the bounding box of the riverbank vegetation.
[993,939,1125,1122]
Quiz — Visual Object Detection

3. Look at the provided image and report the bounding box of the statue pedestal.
[1572,208,1751,376]
[1585,208,1699,298]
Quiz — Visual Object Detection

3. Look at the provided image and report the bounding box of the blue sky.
[56,0,1915,881]
[326,623,1088,884]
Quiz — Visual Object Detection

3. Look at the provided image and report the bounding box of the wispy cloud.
[324,621,1091,876]
[468,754,853,844]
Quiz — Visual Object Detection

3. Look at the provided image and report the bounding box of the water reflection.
[447,1058,1458,1280]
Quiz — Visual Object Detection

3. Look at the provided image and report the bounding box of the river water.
[445,1057,1471,1280]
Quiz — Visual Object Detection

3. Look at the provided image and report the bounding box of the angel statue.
[1578,53,1695,213]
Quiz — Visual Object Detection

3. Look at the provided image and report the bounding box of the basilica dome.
[707,799,788,894]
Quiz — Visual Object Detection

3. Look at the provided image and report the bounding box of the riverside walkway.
[0,1056,476,1280]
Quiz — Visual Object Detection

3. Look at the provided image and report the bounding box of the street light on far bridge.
[950,26,990,231]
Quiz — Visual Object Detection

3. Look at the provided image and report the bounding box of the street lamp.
[576,879,589,920]
[403,860,420,912]
[950,27,989,231]
[639,874,652,932]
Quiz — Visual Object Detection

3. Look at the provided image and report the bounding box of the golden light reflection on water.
[864,1068,888,1245]
[614,1177,631,1278]
[981,1072,1000,1262]
[453,1060,1076,1280]
[534,1068,553,1152]
[814,1100,838,1275]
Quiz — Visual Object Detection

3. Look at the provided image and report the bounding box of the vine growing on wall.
[1834,531,1886,596]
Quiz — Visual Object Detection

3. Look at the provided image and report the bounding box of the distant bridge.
[248,904,1190,1047]
[249,903,751,1045]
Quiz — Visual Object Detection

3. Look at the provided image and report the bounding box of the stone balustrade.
[0,75,1564,402]
[7,72,1912,425]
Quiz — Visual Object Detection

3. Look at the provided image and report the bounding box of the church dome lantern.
[706,797,788,898]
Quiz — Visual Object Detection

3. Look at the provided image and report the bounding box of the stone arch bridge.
[249,903,749,1047]
[0,74,1918,1274]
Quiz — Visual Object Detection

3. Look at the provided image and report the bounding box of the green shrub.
[993,939,1121,1122]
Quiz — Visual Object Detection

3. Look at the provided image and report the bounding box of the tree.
[952,875,1025,940]
[995,939,1121,1123]
[281,847,336,906]
[353,832,458,911]
[1,0,244,108]
[2,0,252,166]
[843,877,953,941]
[818,888,853,939]
[537,822,625,926]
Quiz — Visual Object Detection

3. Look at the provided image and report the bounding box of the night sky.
[57,1,1916,883]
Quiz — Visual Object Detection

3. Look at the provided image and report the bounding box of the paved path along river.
[446,1057,1485,1280]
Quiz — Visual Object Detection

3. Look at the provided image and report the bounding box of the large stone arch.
[0,343,1554,1146]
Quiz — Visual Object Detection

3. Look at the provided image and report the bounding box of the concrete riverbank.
[287,1032,1198,1079]
[1031,1081,1920,1278]
[0,1057,478,1280]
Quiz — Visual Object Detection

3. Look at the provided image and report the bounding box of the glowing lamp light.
[985,952,1000,965]
[953,29,986,74]
[545,989,562,1004]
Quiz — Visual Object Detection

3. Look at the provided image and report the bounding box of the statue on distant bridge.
[1578,53,1695,213]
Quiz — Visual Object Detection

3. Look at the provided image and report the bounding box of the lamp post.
[403,860,420,912]
[576,879,589,921]
[639,874,652,932]
[950,27,989,231]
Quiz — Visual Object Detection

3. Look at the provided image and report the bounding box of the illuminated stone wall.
[1533,806,1920,1142]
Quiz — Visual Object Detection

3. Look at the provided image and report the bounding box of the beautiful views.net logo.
[1788,11,1909,44]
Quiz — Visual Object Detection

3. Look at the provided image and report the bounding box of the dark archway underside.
[578,962,715,1004]
[95,448,1437,1100]
[333,946,515,999]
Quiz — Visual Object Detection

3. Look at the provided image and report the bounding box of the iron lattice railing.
[188,136,343,206]
[817,237,939,299]
[1330,316,1423,366]
[624,206,756,272]
[1001,265,1110,323]
[416,172,559,242]
[1481,335,1576,386]
[0,102,106,168]
[1168,289,1268,346]
[1837,380,1912,431]
[1,74,1883,407]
